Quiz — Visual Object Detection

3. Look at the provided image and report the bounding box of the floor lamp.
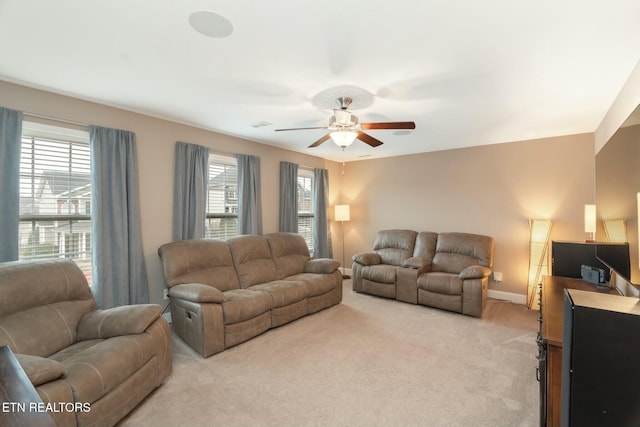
[527,219,552,309]
[335,204,351,279]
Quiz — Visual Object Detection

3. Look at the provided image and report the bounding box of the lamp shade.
[330,131,357,148]
[335,204,350,222]
[584,204,596,233]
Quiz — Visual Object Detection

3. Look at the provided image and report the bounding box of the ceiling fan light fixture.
[330,130,357,149]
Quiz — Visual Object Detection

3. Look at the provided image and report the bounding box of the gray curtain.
[90,125,149,308]
[173,141,209,241]
[0,107,23,262]
[279,161,298,232]
[237,154,262,235]
[313,168,332,258]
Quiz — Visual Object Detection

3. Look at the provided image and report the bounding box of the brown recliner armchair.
[0,259,172,427]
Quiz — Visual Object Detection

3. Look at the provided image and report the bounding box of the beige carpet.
[119,281,539,427]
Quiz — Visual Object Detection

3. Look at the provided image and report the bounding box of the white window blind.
[19,121,92,284]
[297,168,314,254]
[206,153,238,240]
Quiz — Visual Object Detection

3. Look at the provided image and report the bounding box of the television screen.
[595,242,630,283]
[551,241,611,282]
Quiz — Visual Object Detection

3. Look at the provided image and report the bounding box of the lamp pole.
[334,204,351,279]
[341,219,350,279]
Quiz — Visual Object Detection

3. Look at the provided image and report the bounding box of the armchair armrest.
[15,354,65,387]
[304,258,340,274]
[77,304,163,340]
[402,256,431,271]
[352,252,381,266]
[459,265,492,280]
[168,283,225,303]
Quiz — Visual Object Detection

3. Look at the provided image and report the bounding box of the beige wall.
[0,81,343,305]
[341,134,596,295]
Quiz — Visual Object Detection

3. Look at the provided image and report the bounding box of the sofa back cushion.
[265,233,310,279]
[431,232,494,274]
[413,232,438,263]
[373,230,418,266]
[0,259,96,357]
[228,235,279,287]
[158,239,240,291]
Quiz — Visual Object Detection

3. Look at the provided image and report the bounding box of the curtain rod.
[23,112,89,128]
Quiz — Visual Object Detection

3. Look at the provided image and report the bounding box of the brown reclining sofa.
[352,229,494,317]
[158,232,342,357]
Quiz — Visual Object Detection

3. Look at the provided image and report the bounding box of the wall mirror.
[595,103,640,286]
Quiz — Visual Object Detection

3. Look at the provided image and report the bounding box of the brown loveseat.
[0,259,172,427]
[158,232,342,358]
[352,230,494,317]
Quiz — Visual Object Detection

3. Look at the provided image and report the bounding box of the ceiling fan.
[275,97,416,149]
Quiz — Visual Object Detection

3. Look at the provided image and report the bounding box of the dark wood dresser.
[538,276,620,427]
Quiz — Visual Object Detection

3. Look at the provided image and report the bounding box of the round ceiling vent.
[189,11,233,38]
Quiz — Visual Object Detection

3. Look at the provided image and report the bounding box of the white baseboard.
[487,289,527,305]
[162,312,172,324]
[340,267,352,276]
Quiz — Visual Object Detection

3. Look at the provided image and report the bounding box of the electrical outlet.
[163,289,169,300]
[493,272,503,282]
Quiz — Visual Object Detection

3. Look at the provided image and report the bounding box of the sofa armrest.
[402,256,431,271]
[352,252,381,266]
[304,258,340,274]
[168,283,225,303]
[15,354,66,387]
[77,304,163,340]
[459,265,492,280]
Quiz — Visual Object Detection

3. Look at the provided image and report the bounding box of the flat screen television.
[551,241,611,281]
[595,242,631,283]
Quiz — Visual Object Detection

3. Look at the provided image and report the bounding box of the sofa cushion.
[373,229,418,266]
[431,232,494,274]
[413,231,438,262]
[15,354,66,387]
[0,259,96,357]
[221,289,273,324]
[228,235,279,287]
[284,273,338,297]
[0,300,96,358]
[51,336,151,404]
[158,239,240,291]
[250,281,308,308]
[362,264,399,284]
[417,272,463,295]
[265,232,310,278]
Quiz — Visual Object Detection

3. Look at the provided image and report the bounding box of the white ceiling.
[1,1,640,162]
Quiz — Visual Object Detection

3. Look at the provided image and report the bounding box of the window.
[19,122,92,284]
[297,168,314,254]
[206,154,238,240]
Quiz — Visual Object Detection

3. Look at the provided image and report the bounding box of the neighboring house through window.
[297,168,314,254]
[19,121,92,284]
[206,153,238,240]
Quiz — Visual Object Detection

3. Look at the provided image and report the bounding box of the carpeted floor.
[119,281,540,427]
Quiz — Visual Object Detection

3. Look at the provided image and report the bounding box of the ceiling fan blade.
[357,131,384,147]
[308,133,331,148]
[360,121,416,130]
[275,126,328,132]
